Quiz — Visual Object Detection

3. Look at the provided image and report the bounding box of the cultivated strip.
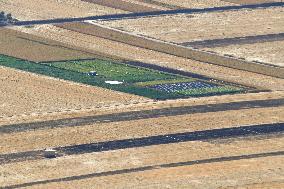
[136,0,185,9]
[182,33,284,48]
[81,0,161,12]
[2,2,283,27]
[0,98,283,134]
[0,122,283,165]
[2,151,284,189]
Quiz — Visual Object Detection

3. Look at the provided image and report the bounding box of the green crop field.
[0,54,247,99]
[177,86,243,97]
[50,60,181,83]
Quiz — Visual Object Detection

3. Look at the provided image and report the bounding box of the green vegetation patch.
[177,86,243,97]
[0,54,246,99]
[50,60,181,83]
[135,78,195,87]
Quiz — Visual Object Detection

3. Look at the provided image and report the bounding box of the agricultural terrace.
[98,7,284,43]
[0,54,246,99]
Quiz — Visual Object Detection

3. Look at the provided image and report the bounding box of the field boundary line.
[1,91,282,123]
[0,100,154,120]
[68,22,284,78]
[1,98,283,134]
[181,33,284,49]
[2,2,283,26]
[0,123,283,166]
[3,150,284,189]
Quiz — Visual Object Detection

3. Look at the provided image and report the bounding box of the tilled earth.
[1,1,284,188]
[98,7,284,43]
[14,25,284,90]
[0,66,147,118]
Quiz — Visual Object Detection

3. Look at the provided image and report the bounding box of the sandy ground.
[27,156,283,189]
[202,40,284,67]
[141,0,235,8]
[123,0,168,10]
[13,25,284,91]
[0,1,284,188]
[224,0,281,4]
[82,0,165,12]
[99,7,284,43]
[0,66,147,118]
[125,0,169,10]
[0,28,96,62]
[0,91,282,126]
[0,0,126,21]
[1,137,283,187]
[1,106,283,154]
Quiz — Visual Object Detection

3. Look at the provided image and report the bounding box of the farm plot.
[0,0,126,21]
[0,54,246,100]
[17,24,284,91]
[0,28,96,62]
[98,7,284,43]
[147,81,241,97]
[81,0,164,12]
[223,0,281,5]
[137,0,235,9]
[0,66,146,118]
[202,40,284,67]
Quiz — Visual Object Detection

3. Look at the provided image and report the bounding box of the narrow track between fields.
[1,2,283,27]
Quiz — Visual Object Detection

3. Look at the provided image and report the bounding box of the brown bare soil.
[14,25,284,91]
[135,0,185,9]
[99,7,284,43]
[1,1,284,189]
[124,0,170,10]
[1,107,283,154]
[0,90,282,127]
[1,138,283,187]
[0,90,282,126]
[31,156,283,189]
[0,28,97,62]
[222,181,284,189]
[0,0,126,21]
[202,40,284,67]
[81,0,163,12]
[141,0,235,8]
[223,0,280,4]
[0,66,147,118]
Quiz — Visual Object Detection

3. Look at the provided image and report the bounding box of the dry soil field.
[0,66,147,118]
[98,7,284,43]
[0,28,97,62]
[223,0,282,4]
[138,0,235,8]
[202,40,284,67]
[1,1,284,189]
[81,0,165,12]
[13,24,284,90]
[0,0,126,21]
[2,106,283,154]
